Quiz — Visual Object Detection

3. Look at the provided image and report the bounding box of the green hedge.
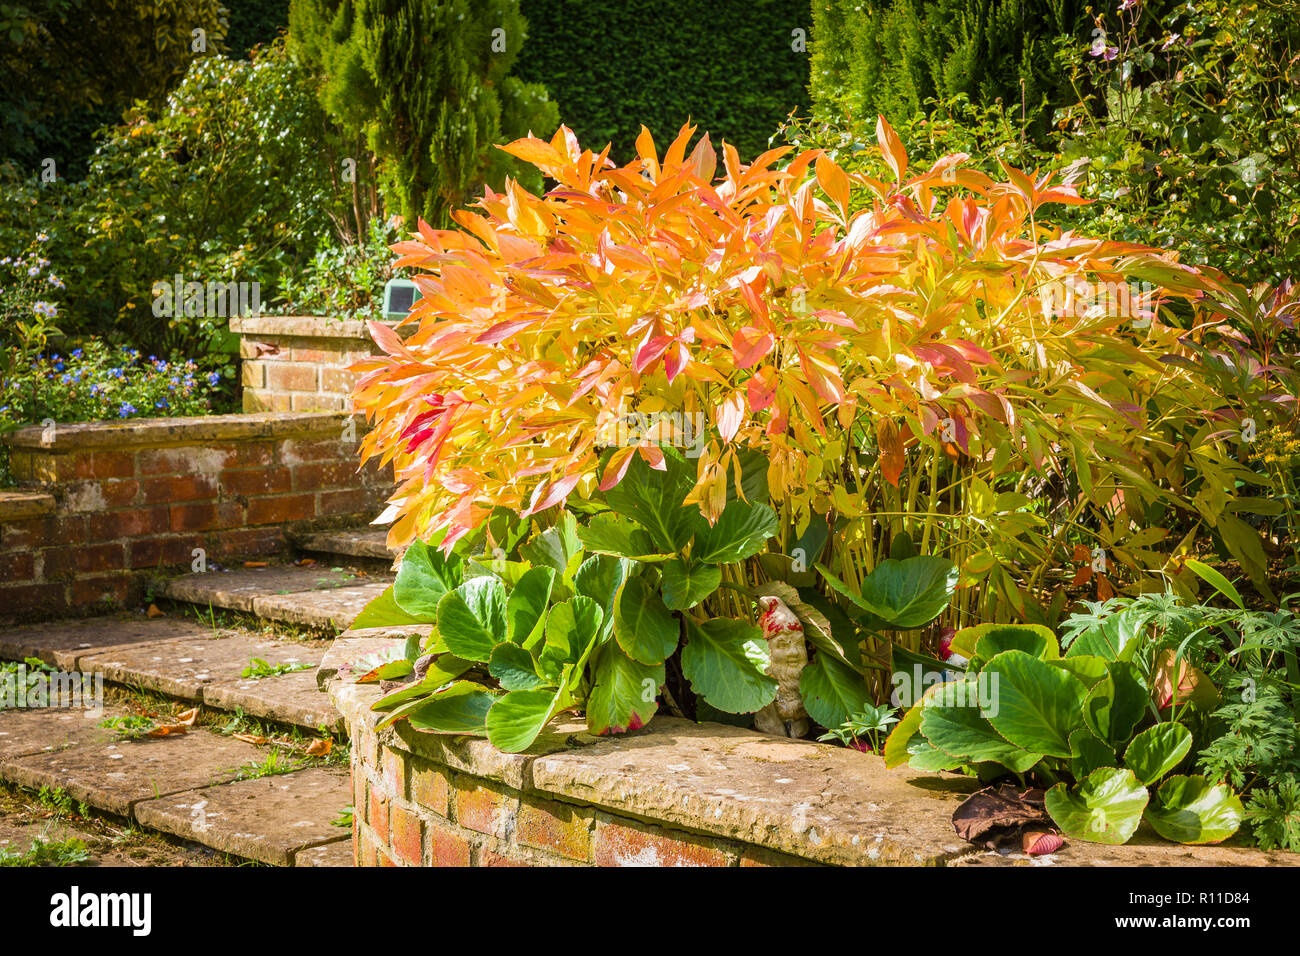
[513,0,811,162]
[810,0,1090,141]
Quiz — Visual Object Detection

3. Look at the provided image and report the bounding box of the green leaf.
[518,511,583,576]
[1183,558,1245,609]
[573,554,633,638]
[347,583,430,630]
[603,449,696,551]
[819,556,957,630]
[1045,767,1149,844]
[406,682,498,735]
[681,618,777,714]
[727,446,770,503]
[577,513,671,561]
[919,679,1041,772]
[1144,775,1243,845]
[393,540,463,618]
[614,573,680,665]
[982,650,1088,758]
[435,577,508,662]
[1066,607,1147,661]
[1069,728,1117,779]
[1049,654,1110,688]
[691,499,778,564]
[1123,723,1192,786]
[660,558,721,610]
[485,679,572,753]
[538,596,603,682]
[1083,661,1147,746]
[372,655,473,710]
[586,644,664,735]
[505,566,555,646]
[951,622,1056,660]
[799,653,874,730]
[488,642,547,691]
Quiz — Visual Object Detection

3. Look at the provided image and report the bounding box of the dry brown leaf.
[146,603,165,618]
[304,738,333,757]
[175,707,199,725]
[146,723,189,737]
[243,560,269,568]
[232,732,269,745]
[294,557,317,567]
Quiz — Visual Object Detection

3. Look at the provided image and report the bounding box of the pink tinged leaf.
[799,349,847,404]
[633,330,671,375]
[731,327,774,369]
[1023,831,1064,856]
[717,392,745,443]
[638,444,666,470]
[747,371,776,411]
[526,472,582,516]
[809,308,857,330]
[599,446,636,491]
[474,317,537,345]
[664,341,690,383]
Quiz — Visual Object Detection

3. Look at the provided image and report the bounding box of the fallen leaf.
[952,784,1049,848]
[294,557,317,567]
[175,707,199,725]
[304,738,333,757]
[243,560,269,568]
[232,732,269,745]
[146,723,189,737]
[146,603,165,618]
[1022,830,1064,855]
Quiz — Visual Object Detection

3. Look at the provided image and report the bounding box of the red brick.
[592,819,730,868]
[70,574,130,608]
[427,821,473,867]
[75,542,126,574]
[410,761,450,817]
[89,508,169,541]
[220,466,291,496]
[0,552,35,582]
[224,442,275,469]
[479,848,531,867]
[380,746,404,798]
[74,450,135,479]
[141,474,217,504]
[169,502,219,533]
[390,804,423,865]
[282,437,349,463]
[454,781,515,837]
[356,824,377,868]
[245,493,316,525]
[516,799,592,861]
[318,488,372,516]
[265,363,318,391]
[98,479,141,508]
[40,547,78,580]
[208,527,284,559]
[0,582,67,615]
[293,461,359,491]
[290,346,336,364]
[377,848,397,867]
[321,367,357,392]
[1,516,53,551]
[368,784,390,841]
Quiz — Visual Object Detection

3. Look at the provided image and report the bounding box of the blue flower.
[207,372,220,386]
[53,360,64,372]
[109,367,124,379]
[118,403,137,417]
[155,399,169,409]
[70,348,82,358]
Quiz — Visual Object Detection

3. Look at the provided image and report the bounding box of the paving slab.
[293,836,354,867]
[0,812,215,867]
[252,581,393,631]
[0,705,118,759]
[204,667,341,732]
[0,727,266,816]
[134,766,352,866]
[958,830,1298,867]
[160,565,375,614]
[296,528,398,561]
[78,633,325,702]
[0,615,221,671]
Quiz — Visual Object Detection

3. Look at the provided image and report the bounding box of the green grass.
[0,836,91,867]
[241,657,312,679]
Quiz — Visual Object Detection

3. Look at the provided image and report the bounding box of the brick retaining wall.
[0,412,389,620]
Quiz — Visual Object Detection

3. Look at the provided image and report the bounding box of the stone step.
[159,564,393,632]
[294,528,399,563]
[0,702,352,866]
[0,615,341,732]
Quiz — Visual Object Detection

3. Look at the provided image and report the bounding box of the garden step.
[0,615,340,732]
[158,564,393,632]
[294,527,399,562]
[0,704,351,866]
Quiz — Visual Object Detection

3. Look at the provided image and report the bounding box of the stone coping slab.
[295,528,398,561]
[0,491,55,521]
[133,766,351,866]
[253,582,393,631]
[5,410,359,450]
[160,565,378,615]
[0,614,228,671]
[327,635,1298,868]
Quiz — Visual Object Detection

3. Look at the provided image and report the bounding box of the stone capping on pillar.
[5,411,357,451]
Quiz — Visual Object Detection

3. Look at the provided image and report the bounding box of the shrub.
[513,0,811,162]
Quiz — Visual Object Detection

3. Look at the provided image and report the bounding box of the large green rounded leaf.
[393,540,463,618]
[798,654,874,731]
[1123,723,1192,786]
[574,554,633,638]
[348,583,430,630]
[1065,607,1149,661]
[919,679,1042,772]
[614,574,680,665]
[660,558,721,610]
[983,650,1087,758]
[951,623,1056,660]
[1045,767,1149,844]
[1050,654,1109,688]
[1144,775,1243,845]
[406,682,498,735]
[505,566,555,646]
[577,513,670,561]
[538,596,603,681]
[883,681,947,768]
[586,644,664,736]
[436,577,507,661]
[681,618,776,714]
[518,511,583,577]
[1083,661,1147,746]
[855,556,958,629]
[691,499,778,564]
[488,642,547,692]
[1069,728,1117,779]
[603,450,696,551]
[485,679,571,753]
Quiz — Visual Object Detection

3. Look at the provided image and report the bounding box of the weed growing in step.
[100,714,158,739]
[35,787,90,819]
[331,805,353,828]
[241,657,311,680]
[0,836,91,867]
